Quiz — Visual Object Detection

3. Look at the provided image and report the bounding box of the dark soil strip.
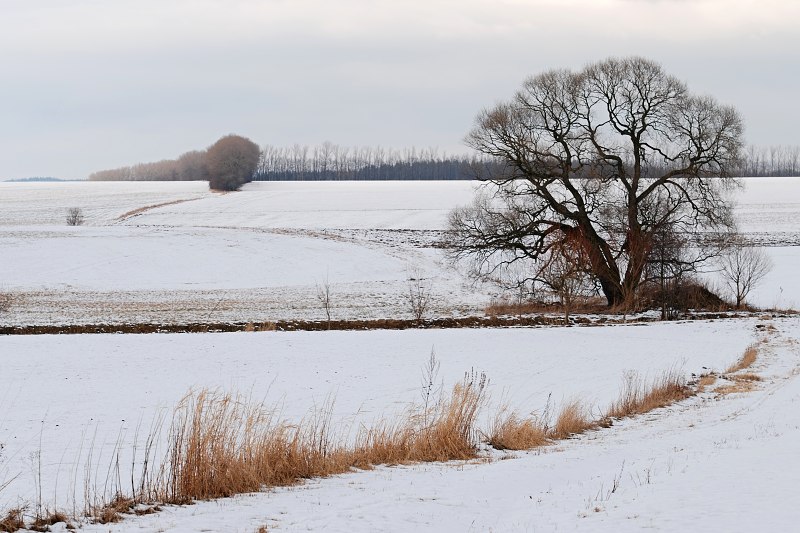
[0,312,772,336]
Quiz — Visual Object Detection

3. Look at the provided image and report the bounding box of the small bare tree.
[315,275,333,329]
[66,207,84,226]
[406,268,432,323]
[537,236,595,324]
[720,239,773,309]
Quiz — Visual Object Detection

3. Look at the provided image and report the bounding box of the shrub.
[206,135,260,191]
[65,207,84,226]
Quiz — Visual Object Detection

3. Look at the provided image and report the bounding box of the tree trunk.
[598,276,624,307]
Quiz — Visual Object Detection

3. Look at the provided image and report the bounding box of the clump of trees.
[89,134,259,191]
[449,56,744,310]
[89,152,207,182]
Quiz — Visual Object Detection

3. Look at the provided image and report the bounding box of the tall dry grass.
[0,355,722,529]
[549,400,595,439]
[155,372,488,503]
[605,370,690,420]
[487,408,549,450]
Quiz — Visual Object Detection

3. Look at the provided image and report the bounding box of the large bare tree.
[449,57,744,307]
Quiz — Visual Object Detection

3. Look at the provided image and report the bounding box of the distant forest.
[88,142,800,182]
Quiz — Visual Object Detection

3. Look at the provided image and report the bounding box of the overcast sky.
[1,0,798,179]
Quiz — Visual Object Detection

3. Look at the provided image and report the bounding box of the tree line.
[88,141,800,184]
[738,145,800,177]
[89,135,260,191]
[89,143,484,182]
[255,144,482,180]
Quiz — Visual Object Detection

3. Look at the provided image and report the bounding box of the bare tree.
[719,238,773,309]
[315,275,333,328]
[406,268,432,323]
[537,236,596,324]
[66,207,84,226]
[449,57,743,309]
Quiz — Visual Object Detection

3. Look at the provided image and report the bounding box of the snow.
[1,178,798,325]
[122,180,483,230]
[0,319,764,525]
[0,181,211,226]
[1,178,799,531]
[0,226,408,291]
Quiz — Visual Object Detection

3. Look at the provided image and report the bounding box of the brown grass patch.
[29,511,72,531]
[729,373,762,382]
[726,344,758,374]
[89,494,135,524]
[605,370,690,420]
[0,509,25,532]
[549,400,594,439]
[158,373,487,503]
[356,372,487,464]
[697,374,718,393]
[714,381,757,395]
[485,297,606,317]
[486,408,549,451]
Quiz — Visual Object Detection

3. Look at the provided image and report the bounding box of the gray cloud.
[1,0,798,179]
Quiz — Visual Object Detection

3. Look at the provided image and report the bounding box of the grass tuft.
[605,370,690,420]
[486,408,549,450]
[549,400,594,439]
[697,374,718,393]
[29,511,72,531]
[726,344,758,374]
[0,508,25,533]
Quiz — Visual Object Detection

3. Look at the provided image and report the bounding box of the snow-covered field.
[1,318,797,531]
[0,319,775,524]
[104,318,793,533]
[1,178,798,325]
[1,178,799,531]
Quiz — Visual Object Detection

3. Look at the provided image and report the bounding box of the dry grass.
[485,297,605,317]
[714,380,758,395]
[0,509,25,533]
[729,373,762,382]
[243,321,277,332]
[605,370,690,420]
[356,372,487,464]
[28,511,72,531]
[157,373,488,503]
[726,344,759,374]
[714,371,763,396]
[549,400,594,439]
[487,409,549,450]
[697,374,718,393]
[89,494,135,524]
[2,349,762,529]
